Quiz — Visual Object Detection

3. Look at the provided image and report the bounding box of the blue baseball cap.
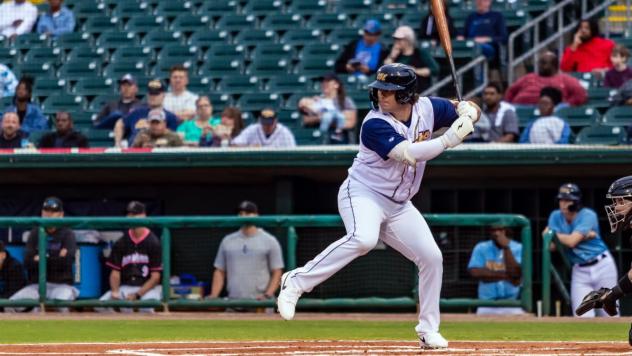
[363,19,382,35]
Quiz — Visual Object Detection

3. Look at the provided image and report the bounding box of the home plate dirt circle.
[0,340,630,355]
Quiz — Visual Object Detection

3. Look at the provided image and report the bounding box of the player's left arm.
[556,211,597,248]
[133,271,161,299]
[259,269,283,300]
[503,246,521,279]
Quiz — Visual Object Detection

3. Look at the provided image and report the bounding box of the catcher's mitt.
[575,288,617,316]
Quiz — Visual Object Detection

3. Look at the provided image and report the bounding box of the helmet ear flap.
[369,88,379,110]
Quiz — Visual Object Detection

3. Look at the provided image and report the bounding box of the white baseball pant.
[571,252,619,317]
[6,283,79,313]
[288,178,443,335]
[96,285,162,313]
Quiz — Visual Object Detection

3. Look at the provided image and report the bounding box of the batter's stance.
[277,63,480,349]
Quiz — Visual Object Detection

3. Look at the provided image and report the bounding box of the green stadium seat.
[353,12,397,29]
[83,129,114,147]
[188,30,231,48]
[242,0,283,15]
[33,78,68,97]
[82,16,122,33]
[58,60,102,81]
[568,72,597,88]
[380,0,420,13]
[215,14,256,32]
[245,57,290,76]
[14,62,55,78]
[154,1,195,18]
[287,0,328,15]
[41,94,86,115]
[501,9,529,30]
[217,75,261,94]
[52,33,93,50]
[307,13,349,31]
[111,1,151,19]
[0,96,14,109]
[104,60,148,79]
[300,43,341,60]
[555,106,600,128]
[0,48,19,67]
[124,15,167,34]
[602,106,632,126]
[400,10,431,28]
[236,93,282,111]
[514,107,538,127]
[142,30,185,47]
[294,56,336,76]
[586,87,618,109]
[88,94,118,112]
[72,78,116,96]
[10,33,49,50]
[23,47,63,67]
[617,37,632,52]
[281,29,323,45]
[285,91,320,109]
[293,127,323,145]
[170,14,212,33]
[72,1,107,18]
[158,45,200,62]
[434,40,481,59]
[186,76,213,93]
[574,125,627,145]
[234,30,277,46]
[70,111,95,130]
[197,1,239,17]
[207,93,233,112]
[205,44,246,60]
[260,14,303,32]
[250,44,294,61]
[95,31,140,49]
[110,46,156,63]
[198,58,242,77]
[151,59,197,78]
[66,47,107,63]
[266,75,311,94]
[333,0,373,14]
[525,0,552,13]
[346,90,370,109]
[276,109,301,123]
[327,28,361,45]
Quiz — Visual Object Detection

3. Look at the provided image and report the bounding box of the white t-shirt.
[0,1,37,37]
[163,90,198,116]
[232,123,296,148]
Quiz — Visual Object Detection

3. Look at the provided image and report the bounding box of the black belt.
[578,253,608,267]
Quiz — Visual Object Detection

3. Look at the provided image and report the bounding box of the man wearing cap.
[468,224,524,315]
[208,201,284,303]
[98,201,162,313]
[8,197,78,312]
[94,74,142,130]
[334,19,388,76]
[38,111,89,148]
[131,108,183,148]
[0,241,26,302]
[231,108,296,148]
[114,79,178,148]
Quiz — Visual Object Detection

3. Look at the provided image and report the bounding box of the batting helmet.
[557,183,582,212]
[605,175,632,232]
[368,63,417,109]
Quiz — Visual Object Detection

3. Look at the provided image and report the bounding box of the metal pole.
[627,0,631,37]
[37,227,47,312]
[541,230,553,316]
[558,10,563,59]
[161,227,171,313]
[521,222,533,313]
[286,226,297,270]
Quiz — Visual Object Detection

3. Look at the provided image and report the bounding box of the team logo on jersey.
[415,130,431,142]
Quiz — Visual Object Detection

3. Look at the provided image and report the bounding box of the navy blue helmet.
[368,63,417,109]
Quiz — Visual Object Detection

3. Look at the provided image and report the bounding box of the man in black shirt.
[0,241,26,300]
[93,74,143,130]
[0,112,27,149]
[8,197,78,312]
[38,111,89,148]
[98,201,162,313]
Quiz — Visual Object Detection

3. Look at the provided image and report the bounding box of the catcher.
[576,175,632,343]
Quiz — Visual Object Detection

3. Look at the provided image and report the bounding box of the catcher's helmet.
[368,63,417,109]
[605,175,632,232]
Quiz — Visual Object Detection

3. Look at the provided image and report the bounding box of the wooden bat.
[430,0,462,101]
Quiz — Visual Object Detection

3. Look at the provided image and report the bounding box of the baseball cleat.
[419,332,449,349]
[277,271,302,320]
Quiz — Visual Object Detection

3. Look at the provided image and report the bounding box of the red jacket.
[505,73,587,106]
[560,37,615,73]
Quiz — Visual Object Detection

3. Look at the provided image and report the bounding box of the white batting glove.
[457,101,480,123]
[440,116,474,148]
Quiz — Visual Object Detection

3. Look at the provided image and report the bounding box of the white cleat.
[419,332,449,349]
[277,271,302,320]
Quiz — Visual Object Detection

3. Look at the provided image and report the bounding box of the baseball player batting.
[277,63,480,350]
[575,176,632,344]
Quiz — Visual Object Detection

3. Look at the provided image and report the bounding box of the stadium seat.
[207,93,233,112]
[0,96,14,109]
[95,31,140,49]
[501,9,529,30]
[327,28,361,45]
[72,78,117,96]
[215,14,256,32]
[52,33,93,50]
[82,16,122,33]
[170,14,212,33]
[188,30,231,48]
[555,106,600,129]
[234,29,277,46]
[197,1,239,17]
[260,14,303,32]
[307,13,349,31]
[72,1,107,18]
[236,93,282,111]
[83,129,114,147]
[198,58,243,77]
[574,125,628,145]
[10,33,49,50]
[250,44,294,61]
[111,1,151,19]
[67,47,108,63]
[58,60,102,81]
[400,11,431,28]
[110,47,155,64]
[285,91,319,109]
[0,48,18,68]
[287,0,328,15]
[434,40,481,59]
[245,57,290,76]
[300,43,341,60]
[568,72,598,88]
[276,109,301,123]
[14,62,55,78]
[158,45,200,62]
[142,30,185,47]
[154,1,195,18]
[217,75,261,94]
[88,94,118,112]
[346,90,370,109]
[204,44,246,60]
[281,29,323,45]
[186,77,213,93]
[586,87,618,109]
[151,59,197,78]
[294,56,336,76]
[602,106,632,126]
[242,0,284,15]
[124,15,167,34]
[333,0,373,14]
[353,12,397,30]
[293,127,323,145]
[41,94,86,115]
[70,111,95,130]
[514,107,538,127]
[379,0,420,13]
[33,78,68,98]
[103,60,148,79]
[266,75,311,94]
[23,47,63,67]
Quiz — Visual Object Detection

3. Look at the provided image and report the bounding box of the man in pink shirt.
[506,51,587,106]
[560,19,615,73]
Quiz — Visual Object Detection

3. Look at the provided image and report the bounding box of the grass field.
[0,319,629,344]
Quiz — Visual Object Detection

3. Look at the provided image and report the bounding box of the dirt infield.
[0,340,630,355]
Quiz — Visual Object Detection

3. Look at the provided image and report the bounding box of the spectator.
[419,0,456,43]
[163,65,198,122]
[199,106,244,147]
[131,109,183,148]
[468,224,523,315]
[5,76,48,135]
[505,51,587,107]
[603,45,632,89]
[461,0,508,69]
[94,74,142,130]
[38,111,89,148]
[384,26,439,93]
[481,82,519,142]
[36,0,75,38]
[519,87,571,144]
[232,108,296,148]
[334,19,388,77]
[298,74,357,144]
[467,96,492,142]
[176,96,219,146]
[560,19,615,73]
[0,112,28,148]
[208,201,284,301]
[114,79,178,147]
[611,79,632,107]
[98,201,162,313]
[544,183,618,317]
[0,0,37,39]
[8,197,78,312]
[0,63,17,98]
[0,241,26,300]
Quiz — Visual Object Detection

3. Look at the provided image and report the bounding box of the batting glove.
[440,116,473,148]
[457,101,480,123]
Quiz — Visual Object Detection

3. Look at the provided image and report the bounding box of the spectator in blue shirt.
[36,0,75,38]
[0,64,17,98]
[461,0,508,69]
[468,224,524,315]
[3,76,47,136]
[334,19,389,78]
[519,87,571,144]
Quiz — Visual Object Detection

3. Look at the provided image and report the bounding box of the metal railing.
[541,229,572,316]
[0,214,533,312]
[421,55,488,99]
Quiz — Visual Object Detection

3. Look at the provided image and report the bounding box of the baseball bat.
[430,0,462,101]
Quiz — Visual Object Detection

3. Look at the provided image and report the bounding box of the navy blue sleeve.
[361,119,406,160]
[165,111,179,130]
[429,97,458,129]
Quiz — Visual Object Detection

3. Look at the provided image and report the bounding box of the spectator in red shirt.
[560,19,615,73]
[603,45,632,88]
[505,51,587,106]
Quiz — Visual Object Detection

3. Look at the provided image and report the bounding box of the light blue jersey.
[547,207,607,265]
[468,240,522,300]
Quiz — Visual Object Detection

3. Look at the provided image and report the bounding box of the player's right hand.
[440,116,474,148]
